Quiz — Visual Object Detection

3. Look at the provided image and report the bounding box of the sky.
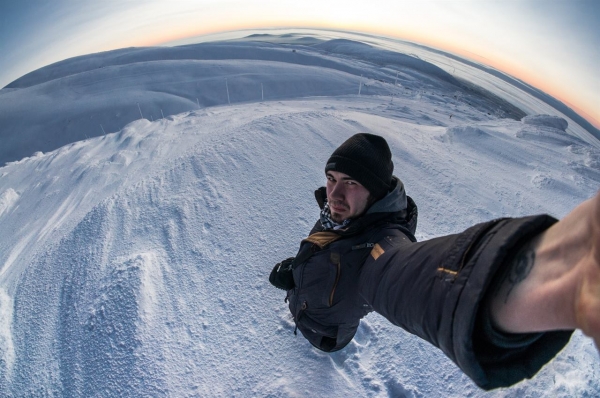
[0,0,598,127]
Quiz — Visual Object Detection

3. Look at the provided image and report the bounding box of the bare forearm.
[489,193,600,348]
[489,234,579,333]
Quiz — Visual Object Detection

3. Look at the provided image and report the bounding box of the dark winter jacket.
[287,177,417,352]
[276,177,573,390]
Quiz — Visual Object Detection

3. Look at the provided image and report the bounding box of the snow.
[522,114,569,131]
[0,288,14,376]
[0,189,19,218]
[0,32,599,396]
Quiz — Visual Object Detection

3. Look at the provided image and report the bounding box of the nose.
[329,181,345,200]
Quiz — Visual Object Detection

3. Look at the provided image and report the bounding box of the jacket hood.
[366,176,407,215]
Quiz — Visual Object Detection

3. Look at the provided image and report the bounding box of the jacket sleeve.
[358,215,573,390]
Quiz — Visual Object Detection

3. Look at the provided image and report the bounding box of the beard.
[330,211,344,223]
[328,200,349,222]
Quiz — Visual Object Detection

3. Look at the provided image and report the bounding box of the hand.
[269,257,296,291]
[574,191,600,350]
[490,191,600,353]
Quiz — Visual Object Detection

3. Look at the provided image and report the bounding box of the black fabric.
[472,254,574,389]
[286,190,418,352]
[325,133,394,199]
[273,180,572,389]
[473,304,572,389]
[269,257,296,291]
[359,214,574,390]
[288,223,409,352]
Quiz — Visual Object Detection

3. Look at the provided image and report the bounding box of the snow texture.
[0,32,599,397]
[522,114,569,130]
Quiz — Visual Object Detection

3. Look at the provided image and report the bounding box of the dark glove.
[269,257,295,291]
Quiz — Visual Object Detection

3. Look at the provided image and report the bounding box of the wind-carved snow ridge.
[522,114,569,131]
[517,114,582,147]
[0,189,18,218]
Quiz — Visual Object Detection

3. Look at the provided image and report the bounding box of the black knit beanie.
[325,133,394,199]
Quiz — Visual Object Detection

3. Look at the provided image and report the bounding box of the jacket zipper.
[329,253,341,306]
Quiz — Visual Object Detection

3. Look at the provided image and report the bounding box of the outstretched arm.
[489,191,600,350]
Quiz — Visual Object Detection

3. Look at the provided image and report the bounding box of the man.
[270,133,600,390]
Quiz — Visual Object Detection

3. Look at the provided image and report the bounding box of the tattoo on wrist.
[500,243,536,303]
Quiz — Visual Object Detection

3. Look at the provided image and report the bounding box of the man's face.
[326,170,371,223]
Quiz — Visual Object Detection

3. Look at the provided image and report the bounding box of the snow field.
[0,95,599,396]
[0,34,599,396]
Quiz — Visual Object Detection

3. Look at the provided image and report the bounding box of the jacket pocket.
[294,249,340,308]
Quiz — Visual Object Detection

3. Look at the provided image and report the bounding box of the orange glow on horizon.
[124,23,599,130]
[448,49,600,130]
